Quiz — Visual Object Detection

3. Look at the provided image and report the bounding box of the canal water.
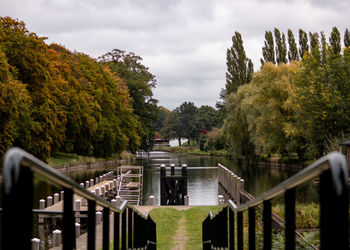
[137,152,313,205]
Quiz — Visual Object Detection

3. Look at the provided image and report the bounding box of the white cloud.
[0,0,349,109]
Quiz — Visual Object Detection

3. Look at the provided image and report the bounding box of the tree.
[261,31,276,65]
[194,105,218,132]
[226,31,254,96]
[274,28,287,64]
[299,29,309,59]
[344,28,350,47]
[329,26,341,54]
[160,111,182,145]
[99,49,158,151]
[287,29,299,62]
[175,102,198,145]
[309,32,320,51]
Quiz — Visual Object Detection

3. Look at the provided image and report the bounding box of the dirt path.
[171,214,188,250]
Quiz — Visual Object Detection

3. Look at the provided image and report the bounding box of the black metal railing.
[202,151,349,250]
[1,147,156,250]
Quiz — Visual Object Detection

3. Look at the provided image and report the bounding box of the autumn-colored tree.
[274,28,287,64]
[287,29,299,62]
[261,31,276,65]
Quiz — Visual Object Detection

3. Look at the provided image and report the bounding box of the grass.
[149,206,223,250]
[47,152,106,167]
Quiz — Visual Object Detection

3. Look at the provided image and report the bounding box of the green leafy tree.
[99,49,158,151]
[160,111,182,146]
[175,102,198,145]
[344,28,350,47]
[329,26,341,54]
[299,29,309,59]
[309,32,320,52]
[194,105,218,132]
[274,28,287,64]
[261,31,276,65]
[226,31,254,95]
[288,29,299,62]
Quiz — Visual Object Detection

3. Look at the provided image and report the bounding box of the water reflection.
[138,153,306,205]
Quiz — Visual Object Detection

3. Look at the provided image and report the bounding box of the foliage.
[287,29,299,62]
[99,49,158,151]
[345,28,350,47]
[261,31,276,65]
[274,28,288,64]
[298,29,309,59]
[226,31,253,95]
[0,17,144,160]
[329,26,341,54]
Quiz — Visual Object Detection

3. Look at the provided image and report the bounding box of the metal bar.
[248,207,255,250]
[128,208,133,249]
[235,151,345,212]
[229,208,235,250]
[103,207,110,250]
[263,200,271,250]
[2,164,33,250]
[88,200,96,250]
[121,209,127,250]
[114,212,120,250]
[63,187,76,250]
[1,148,130,215]
[285,188,295,250]
[237,211,243,250]
[320,169,348,249]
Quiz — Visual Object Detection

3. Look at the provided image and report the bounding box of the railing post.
[114,212,120,250]
[285,188,295,250]
[63,187,76,250]
[182,164,188,204]
[248,207,256,250]
[237,211,243,250]
[263,200,272,250]
[121,209,127,250]
[229,208,235,250]
[160,164,166,205]
[320,168,348,249]
[128,208,133,249]
[2,160,33,250]
[103,207,110,250]
[88,200,96,250]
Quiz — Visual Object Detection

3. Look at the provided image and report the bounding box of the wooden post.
[95,187,100,196]
[75,200,81,223]
[160,164,166,205]
[75,223,80,238]
[90,179,94,187]
[47,196,53,207]
[149,195,155,206]
[39,199,45,223]
[31,238,40,250]
[96,211,102,225]
[182,164,188,204]
[53,230,61,247]
[85,180,90,189]
[170,163,175,175]
[184,195,189,205]
[54,193,59,204]
[60,191,64,201]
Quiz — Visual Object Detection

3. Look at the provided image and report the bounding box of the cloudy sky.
[0,0,348,110]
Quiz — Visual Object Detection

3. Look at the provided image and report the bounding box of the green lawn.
[149,206,224,250]
[47,152,105,167]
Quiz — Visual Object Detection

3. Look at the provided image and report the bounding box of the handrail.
[2,147,150,220]
[2,147,156,250]
[236,151,347,212]
[202,151,349,250]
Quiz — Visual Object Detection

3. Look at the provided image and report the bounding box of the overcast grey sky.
[0,0,348,110]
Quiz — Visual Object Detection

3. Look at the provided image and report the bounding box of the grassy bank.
[149,206,223,250]
[152,145,232,157]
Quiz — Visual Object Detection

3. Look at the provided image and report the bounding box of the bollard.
[95,187,100,196]
[39,199,45,223]
[96,211,102,225]
[54,193,59,204]
[95,177,99,184]
[85,180,90,189]
[115,196,122,207]
[53,230,61,247]
[75,200,81,223]
[109,181,113,190]
[31,238,40,250]
[184,195,189,206]
[218,195,224,205]
[80,183,84,189]
[105,183,109,193]
[149,195,155,206]
[90,178,94,187]
[75,223,80,238]
[60,191,64,201]
[47,196,53,207]
[111,199,117,207]
[100,186,105,197]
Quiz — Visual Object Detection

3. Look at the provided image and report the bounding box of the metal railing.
[202,151,349,250]
[1,147,156,250]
